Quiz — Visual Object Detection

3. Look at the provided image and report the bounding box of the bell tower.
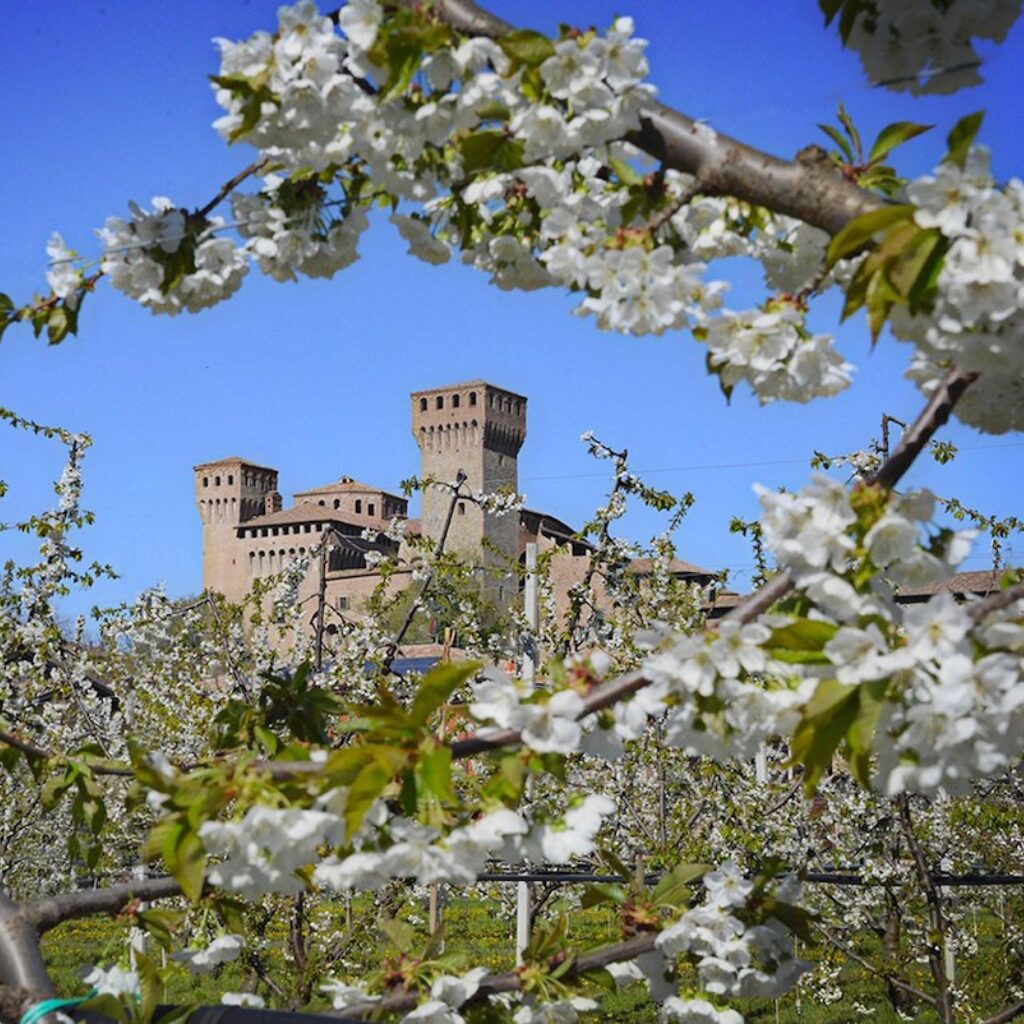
[411,381,526,584]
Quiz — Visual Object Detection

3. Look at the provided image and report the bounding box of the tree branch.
[813,921,936,1007]
[393,0,884,235]
[24,876,185,934]
[339,931,658,1017]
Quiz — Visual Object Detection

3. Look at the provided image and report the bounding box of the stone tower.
[194,456,278,601]
[411,381,526,579]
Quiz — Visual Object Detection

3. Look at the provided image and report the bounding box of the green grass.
[38,895,1017,1022]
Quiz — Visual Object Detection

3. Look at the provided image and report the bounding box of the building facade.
[194,380,716,632]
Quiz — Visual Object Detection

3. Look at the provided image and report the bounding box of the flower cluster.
[172,933,245,974]
[198,804,345,897]
[702,303,852,404]
[897,146,1024,433]
[656,864,811,1007]
[97,197,247,315]
[233,184,368,281]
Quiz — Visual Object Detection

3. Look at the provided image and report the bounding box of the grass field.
[39,891,1019,1022]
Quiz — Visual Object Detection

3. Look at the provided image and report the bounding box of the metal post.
[516,543,538,964]
[755,745,768,784]
[129,864,147,964]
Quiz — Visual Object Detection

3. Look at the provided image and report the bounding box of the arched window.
[215,475,221,486]
[227,474,234,485]
[202,476,209,487]
[452,393,461,408]
[420,397,427,411]
[318,499,325,506]
[333,499,340,509]
[469,391,477,406]
[436,395,444,409]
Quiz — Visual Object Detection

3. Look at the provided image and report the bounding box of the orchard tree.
[2,2,1024,1024]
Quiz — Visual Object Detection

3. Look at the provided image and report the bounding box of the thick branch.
[968,579,1024,622]
[722,365,976,625]
[25,877,184,934]
[394,0,883,235]
[0,889,55,1000]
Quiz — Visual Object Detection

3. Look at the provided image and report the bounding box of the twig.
[379,471,466,669]
[813,921,936,1006]
[195,158,268,219]
[339,931,659,1017]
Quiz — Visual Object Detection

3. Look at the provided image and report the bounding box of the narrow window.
[458,502,466,516]
[436,395,444,410]
[355,499,362,514]
[214,475,221,486]
[469,391,477,406]
[337,596,349,611]
[420,397,428,411]
[333,499,340,509]
[228,474,234,485]
[202,476,208,487]
[452,393,460,408]
[368,503,375,517]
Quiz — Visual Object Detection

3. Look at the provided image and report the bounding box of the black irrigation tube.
[471,870,1024,887]
[72,1008,363,1023]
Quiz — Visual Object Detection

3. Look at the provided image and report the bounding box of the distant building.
[194,380,718,634]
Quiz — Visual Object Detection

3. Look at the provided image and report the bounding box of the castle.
[194,380,718,633]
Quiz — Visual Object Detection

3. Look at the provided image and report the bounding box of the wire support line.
[519,442,1024,483]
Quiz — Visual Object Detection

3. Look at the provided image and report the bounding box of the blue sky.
[2,1,1023,621]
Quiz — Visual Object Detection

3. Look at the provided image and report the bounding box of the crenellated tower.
[411,381,526,591]
[194,456,278,601]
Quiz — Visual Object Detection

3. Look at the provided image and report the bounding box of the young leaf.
[945,111,985,169]
[409,660,479,727]
[498,29,555,67]
[827,204,914,265]
[868,121,932,164]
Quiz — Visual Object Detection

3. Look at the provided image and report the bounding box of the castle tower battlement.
[411,381,526,579]
[194,457,278,601]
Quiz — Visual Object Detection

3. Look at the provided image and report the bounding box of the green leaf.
[945,111,985,169]
[766,619,838,653]
[417,743,454,804]
[653,862,711,908]
[380,916,417,953]
[409,660,479,727]
[764,899,816,943]
[79,993,128,1024]
[868,121,932,164]
[498,29,555,67]
[608,155,642,188]
[136,950,161,1023]
[837,104,862,162]
[818,123,853,163]
[827,204,914,265]
[580,883,627,909]
[790,678,859,792]
[459,131,524,174]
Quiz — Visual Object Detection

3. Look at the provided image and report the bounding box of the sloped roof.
[194,456,277,472]
[295,475,403,499]
[894,568,1005,600]
[627,557,719,579]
